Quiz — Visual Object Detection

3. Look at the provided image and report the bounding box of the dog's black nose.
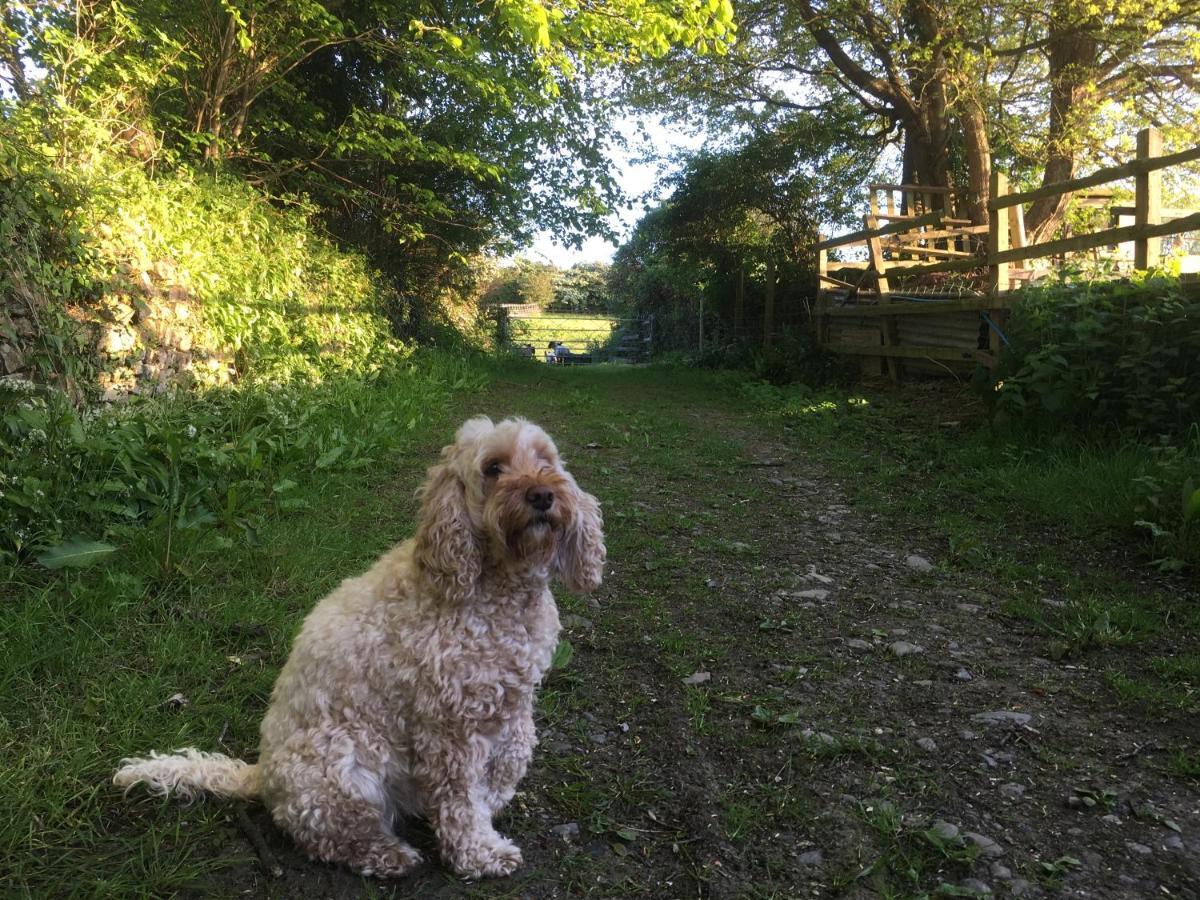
[526,487,554,511]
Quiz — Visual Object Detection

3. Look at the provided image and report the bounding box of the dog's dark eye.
[483,461,502,478]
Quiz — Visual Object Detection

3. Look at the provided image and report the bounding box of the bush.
[0,352,486,567]
[79,162,403,382]
[694,328,852,387]
[989,274,1200,437]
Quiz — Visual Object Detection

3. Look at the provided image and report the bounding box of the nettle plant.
[0,353,486,571]
[989,273,1200,569]
[990,273,1200,437]
[1131,431,1200,572]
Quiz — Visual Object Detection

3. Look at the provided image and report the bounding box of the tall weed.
[0,352,487,569]
[989,274,1200,436]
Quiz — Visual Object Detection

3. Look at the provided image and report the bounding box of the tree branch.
[794,0,918,121]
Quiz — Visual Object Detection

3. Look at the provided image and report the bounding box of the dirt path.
[215,367,1199,899]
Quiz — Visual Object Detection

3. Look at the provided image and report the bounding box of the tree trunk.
[900,117,951,213]
[197,13,241,160]
[899,1,952,211]
[1024,3,1098,243]
[959,99,991,226]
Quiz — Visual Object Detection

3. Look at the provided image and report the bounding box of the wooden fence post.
[865,214,899,380]
[816,240,829,345]
[1135,127,1163,270]
[763,255,776,348]
[496,305,510,350]
[989,171,1009,296]
[987,170,1010,360]
[1008,203,1027,269]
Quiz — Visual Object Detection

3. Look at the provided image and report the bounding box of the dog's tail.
[113,748,261,802]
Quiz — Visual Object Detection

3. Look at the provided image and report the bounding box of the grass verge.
[0,350,492,896]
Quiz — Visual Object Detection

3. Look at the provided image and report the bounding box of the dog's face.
[414,417,605,596]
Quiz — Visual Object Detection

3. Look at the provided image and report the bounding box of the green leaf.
[550,639,573,670]
[37,538,117,570]
[315,445,345,469]
[1182,485,1200,523]
[750,704,773,724]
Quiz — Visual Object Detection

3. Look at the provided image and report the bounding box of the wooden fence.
[815,127,1200,379]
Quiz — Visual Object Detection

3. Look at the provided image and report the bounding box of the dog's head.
[414,416,605,597]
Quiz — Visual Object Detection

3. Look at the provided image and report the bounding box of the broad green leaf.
[315,445,345,469]
[1182,485,1200,523]
[37,539,117,570]
[550,639,573,670]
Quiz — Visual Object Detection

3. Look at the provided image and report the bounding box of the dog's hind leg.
[263,732,422,878]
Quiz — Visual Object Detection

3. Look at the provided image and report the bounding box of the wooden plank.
[991,143,1200,211]
[878,257,984,276]
[822,297,1014,316]
[825,260,872,270]
[991,211,1200,266]
[886,225,988,241]
[819,274,862,290]
[889,244,977,259]
[1110,206,1198,219]
[875,213,974,225]
[827,342,995,364]
[816,210,943,250]
[829,326,885,377]
[1135,127,1163,270]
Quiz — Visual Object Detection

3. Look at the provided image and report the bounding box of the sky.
[522,116,708,267]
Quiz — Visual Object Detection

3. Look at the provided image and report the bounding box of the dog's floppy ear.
[555,476,605,594]
[414,460,481,595]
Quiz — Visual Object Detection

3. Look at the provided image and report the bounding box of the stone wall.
[1,260,236,402]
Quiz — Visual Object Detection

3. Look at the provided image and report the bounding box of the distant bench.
[545,346,593,365]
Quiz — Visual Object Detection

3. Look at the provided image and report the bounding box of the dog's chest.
[434,597,558,720]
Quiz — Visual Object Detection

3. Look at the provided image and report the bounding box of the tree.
[628,0,1200,232]
[553,263,612,312]
[610,117,871,349]
[484,260,559,309]
[6,0,737,327]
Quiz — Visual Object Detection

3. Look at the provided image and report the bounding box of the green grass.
[0,350,494,896]
[842,800,981,897]
[506,313,620,356]
[5,358,1197,896]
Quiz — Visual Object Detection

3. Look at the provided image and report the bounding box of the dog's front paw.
[359,842,424,878]
[452,836,522,878]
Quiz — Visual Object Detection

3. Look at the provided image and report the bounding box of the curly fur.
[113,417,605,879]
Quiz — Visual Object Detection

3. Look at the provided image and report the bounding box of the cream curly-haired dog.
[114,416,605,879]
